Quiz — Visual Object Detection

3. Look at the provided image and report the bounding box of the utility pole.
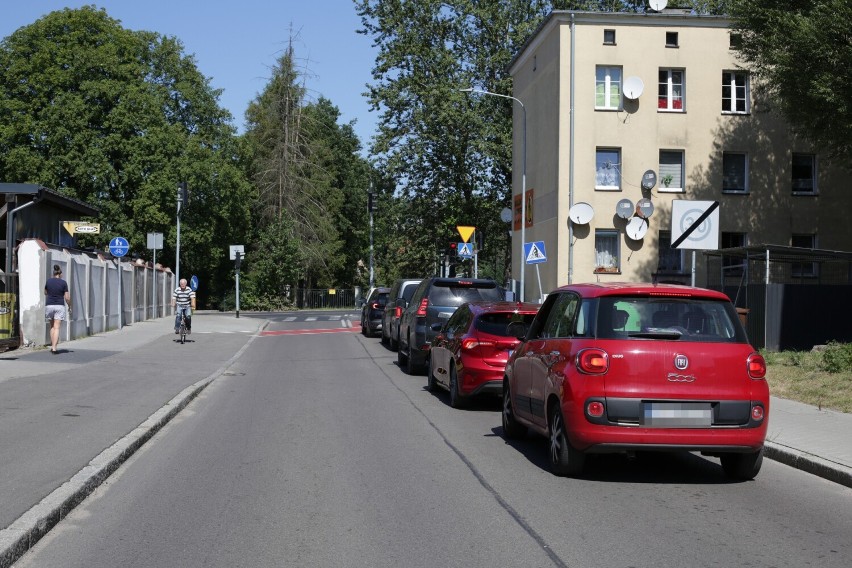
[368,183,375,288]
[176,182,188,283]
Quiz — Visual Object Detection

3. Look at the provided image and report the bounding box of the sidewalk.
[0,314,850,567]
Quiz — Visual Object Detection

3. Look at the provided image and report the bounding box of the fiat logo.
[674,354,689,370]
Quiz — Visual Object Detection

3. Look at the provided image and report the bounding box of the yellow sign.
[63,222,101,235]
[328,289,337,295]
[457,226,475,243]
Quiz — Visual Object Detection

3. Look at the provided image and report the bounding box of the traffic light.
[368,192,376,212]
[234,251,242,271]
[475,231,484,252]
[448,242,457,256]
[178,182,189,206]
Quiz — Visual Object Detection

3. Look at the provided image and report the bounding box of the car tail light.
[416,298,429,316]
[395,306,402,318]
[586,401,605,417]
[462,338,495,350]
[751,405,765,421]
[370,302,380,309]
[576,348,608,375]
[747,352,767,379]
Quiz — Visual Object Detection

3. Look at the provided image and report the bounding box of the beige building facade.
[508,10,848,301]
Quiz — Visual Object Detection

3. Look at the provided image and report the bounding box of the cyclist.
[172,278,196,334]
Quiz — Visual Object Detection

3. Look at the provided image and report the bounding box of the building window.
[595,66,622,110]
[595,148,621,190]
[722,152,748,193]
[791,234,817,277]
[659,150,684,192]
[603,29,616,45]
[721,232,747,275]
[729,33,743,49]
[792,153,817,194]
[658,231,684,273]
[595,230,620,273]
[658,69,684,111]
[722,71,750,114]
[666,31,679,47]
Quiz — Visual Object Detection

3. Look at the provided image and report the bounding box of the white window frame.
[659,150,684,193]
[722,152,749,193]
[595,230,620,273]
[658,68,684,112]
[595,66,622,111]
[722,71,750,114]
[595,148,621,191]
[792,153,818,195]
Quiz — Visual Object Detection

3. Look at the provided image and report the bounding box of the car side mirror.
[507,321,528,340]
[396,298,407,309]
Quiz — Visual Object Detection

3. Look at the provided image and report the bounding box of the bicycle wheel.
[179,316,187,344]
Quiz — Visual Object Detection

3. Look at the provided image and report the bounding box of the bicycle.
[177,310,188,344]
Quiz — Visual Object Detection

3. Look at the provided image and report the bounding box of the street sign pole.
[109,237,130,329]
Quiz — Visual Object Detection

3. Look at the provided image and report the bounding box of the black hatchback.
[396,278,504,375]
[360,287,390,337]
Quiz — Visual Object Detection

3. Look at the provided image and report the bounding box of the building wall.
[510,11,850,299]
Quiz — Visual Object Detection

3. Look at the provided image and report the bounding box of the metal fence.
[294,288,356,309]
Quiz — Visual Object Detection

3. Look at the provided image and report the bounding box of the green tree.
[727,0,852,161]
[0,6,253,306]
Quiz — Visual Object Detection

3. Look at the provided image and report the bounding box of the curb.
[0,327,261,568]
[765,441,852,489]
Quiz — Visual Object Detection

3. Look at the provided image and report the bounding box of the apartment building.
[508,10,849,301]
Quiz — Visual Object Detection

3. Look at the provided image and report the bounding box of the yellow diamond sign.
[457,226,475,243]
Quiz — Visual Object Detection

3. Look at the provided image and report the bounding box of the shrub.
[820,342,852,374]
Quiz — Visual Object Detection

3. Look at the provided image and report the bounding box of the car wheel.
[390,329,399,351]
[720,449,763,480]
[405,335,419,375]
[502,380,527,439]
[381,328,389,346]
[449,365,466,408]
[426,355,438,392]
[548,406,585,477]
[397,341,409,369]
[361,319,368,336]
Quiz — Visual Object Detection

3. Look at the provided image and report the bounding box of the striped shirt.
[173,286,195,307]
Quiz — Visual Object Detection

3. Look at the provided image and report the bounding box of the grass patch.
[763,344,852,413]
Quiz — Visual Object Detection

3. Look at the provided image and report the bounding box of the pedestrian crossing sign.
[457,242,474,258]
[523,241,547,264]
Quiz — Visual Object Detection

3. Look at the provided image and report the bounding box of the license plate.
[641,402,712,428]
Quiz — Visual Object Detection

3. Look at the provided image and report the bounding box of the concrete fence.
[17,239,174,347]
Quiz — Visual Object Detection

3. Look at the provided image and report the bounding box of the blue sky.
[1,1,378,147]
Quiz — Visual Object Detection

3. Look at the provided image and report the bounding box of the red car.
[502,282,768,480]
[427,301,540,408]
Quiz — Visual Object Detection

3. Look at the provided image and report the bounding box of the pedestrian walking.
[44,264,71,354]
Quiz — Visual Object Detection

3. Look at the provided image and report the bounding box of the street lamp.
[460,87,526,301]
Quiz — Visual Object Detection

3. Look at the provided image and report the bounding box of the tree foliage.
[727,0,852,161]
[0,6,253,306]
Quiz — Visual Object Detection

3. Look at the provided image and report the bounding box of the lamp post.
[460,87,526,301]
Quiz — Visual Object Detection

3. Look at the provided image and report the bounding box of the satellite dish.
[500,207,512,223]
[616,198,634,219]
[623,76,644,100]
[637,198,655,218]
[569,202,594,225]
[648,0,668,12]
[626,217,649,240]
[641,169,657,190]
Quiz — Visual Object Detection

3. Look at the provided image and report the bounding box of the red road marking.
[260,328,360,336]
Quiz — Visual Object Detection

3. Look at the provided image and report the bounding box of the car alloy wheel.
[548,406,585,477]
[502,381,527,439]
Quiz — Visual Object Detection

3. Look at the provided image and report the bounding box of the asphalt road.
[13,312,852,568]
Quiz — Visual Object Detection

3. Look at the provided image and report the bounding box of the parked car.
[397,277,504,375]
[360,286,390,337]
[428,301,540,408]
[502,282,769,480]
[381,278,423,351]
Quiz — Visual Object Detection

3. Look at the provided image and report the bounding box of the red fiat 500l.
[427,301,540,408]
[502,282,768,480]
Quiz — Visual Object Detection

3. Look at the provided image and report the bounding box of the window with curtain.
[792,153,817,194]
[595,230,620,272]
[658,69,684,111]
[659,150,684,192]
[595,66,622,110]
[658,231,684,273]
[595,148,621,190]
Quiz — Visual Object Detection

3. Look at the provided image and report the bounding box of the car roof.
[465,300,540,314]
[550,281,731,301]
[426,277,500,286]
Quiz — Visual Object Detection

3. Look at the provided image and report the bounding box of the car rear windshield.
[476,312,537,336]
[375,292,389,306]
[429,283,503,306]
[401,283,419,302]
[594,296,746,343]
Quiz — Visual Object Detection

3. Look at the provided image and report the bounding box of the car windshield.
[595,296,745,343]
[475,312,537,336]
[430,284,503,306]
[375,292,389,306]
